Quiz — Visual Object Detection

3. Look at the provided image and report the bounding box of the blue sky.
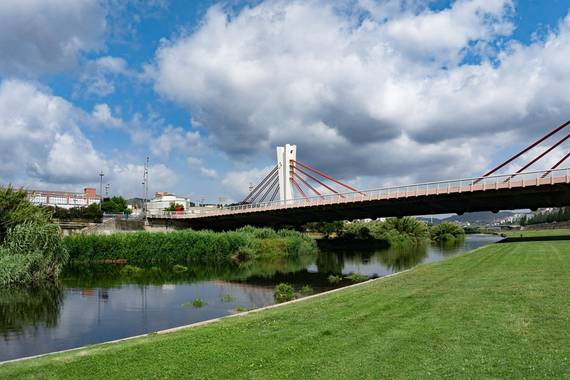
[1,0,570,202]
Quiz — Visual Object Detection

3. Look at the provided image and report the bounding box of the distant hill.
[444,211,515,225]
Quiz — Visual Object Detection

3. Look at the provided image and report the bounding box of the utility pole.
[142,157,149,214]
[99,170,104,209]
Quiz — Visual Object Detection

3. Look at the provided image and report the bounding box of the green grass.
[502,228,570,238]
[2,240,569,378]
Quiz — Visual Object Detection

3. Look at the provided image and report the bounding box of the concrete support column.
[277,144,296,203]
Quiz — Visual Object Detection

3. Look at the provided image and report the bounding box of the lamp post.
[105,183,110,197]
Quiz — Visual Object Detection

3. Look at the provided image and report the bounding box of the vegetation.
[300,285,313,296]
[63,227,318,265]
[191,298,206,308]
[502,229,570,238]
[327,274,342,284]
[305,221,344,238]
[517,207,570,226]
[100,196,130,214]
[273,283,295,303]
[0,186,51,243]
[221,294,234,303]
[430,222,465,242]
[3,240,569,378]
[344,273,368,283]
[164,202,185,212]
[342,217,430,245]
[0,187,68,287]
[46,204,102,222]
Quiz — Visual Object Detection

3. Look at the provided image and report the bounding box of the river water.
[0,234,501,362]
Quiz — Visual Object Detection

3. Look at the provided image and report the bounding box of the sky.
[1,0,570,203]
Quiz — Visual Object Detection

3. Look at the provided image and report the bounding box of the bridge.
[148,120,570,230]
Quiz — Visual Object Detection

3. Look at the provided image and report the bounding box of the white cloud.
[151,127,203,158]
[0,79,177,197]
[187,156,218,178]
[221,165,276,200]
[75,56,130,97]
[152,0,570,187]
[0,0,106,76]
[92,104,124,128]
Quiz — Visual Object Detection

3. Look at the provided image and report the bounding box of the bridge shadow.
[499,235,570,243]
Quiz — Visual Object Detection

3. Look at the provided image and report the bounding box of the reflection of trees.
[0,286,63,336]
[376,245,428,272]
[315,252,344,274]
[432,238,464,256]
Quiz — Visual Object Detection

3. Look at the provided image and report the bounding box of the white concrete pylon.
[277,144,297,203]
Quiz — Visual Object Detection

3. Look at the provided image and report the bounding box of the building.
[146,192,192,213]
[28,188,101,209]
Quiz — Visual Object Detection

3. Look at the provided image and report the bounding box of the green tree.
[0,186,51,244]
[164,202,184,212]
[101,196,130,213]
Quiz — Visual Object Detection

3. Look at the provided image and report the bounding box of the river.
[0,234,501,362]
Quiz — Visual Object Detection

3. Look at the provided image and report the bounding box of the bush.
[345,273,368,283]
[300,285,313,296]
[430,222,465,242]
[172,264,188,273]
[0,222,69,287]
[328,274,342,284]
[274,283,295,303]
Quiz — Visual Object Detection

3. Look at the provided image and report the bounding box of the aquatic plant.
[327,274,342,284]
[0,222,69,287]
[274,283,295,303]
[345,273,368,283]
[221,294,234,303]
[172,264,188,273]
[63,227,318,265]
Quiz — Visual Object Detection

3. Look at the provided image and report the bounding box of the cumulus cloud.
[0,0,106,76]
[75,56,129,97]
[152,0,570,187]
[0,79,176,197]
[187,156,218,178]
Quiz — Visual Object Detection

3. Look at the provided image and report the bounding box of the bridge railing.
[147,167,570,219]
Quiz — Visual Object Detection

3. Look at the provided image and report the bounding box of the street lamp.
[105,183,110,197]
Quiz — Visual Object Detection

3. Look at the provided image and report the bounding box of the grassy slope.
[2,241,569,379]
[503,228,570,238]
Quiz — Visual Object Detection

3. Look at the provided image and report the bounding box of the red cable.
[292,160,364,194]
[291,165,342,196]
[291,171,323,197]
[506,133,570,181]
[290,177,307,199]
[478,119,570,182]
[541,151,570,178]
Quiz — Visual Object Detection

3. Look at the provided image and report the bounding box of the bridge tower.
[277,144,296,203]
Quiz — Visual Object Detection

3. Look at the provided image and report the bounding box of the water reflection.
[0,234,501,362]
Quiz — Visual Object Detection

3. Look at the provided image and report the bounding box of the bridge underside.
[148,183,570,230]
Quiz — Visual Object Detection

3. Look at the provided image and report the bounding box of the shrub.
[120,265,143,276]
[300,285,313,296]
[345,273,368,283]
[328,274,342,284]
[172,264,188,273]
[274,283,295,303]
[0,222,69,287]
[431,222,465,242]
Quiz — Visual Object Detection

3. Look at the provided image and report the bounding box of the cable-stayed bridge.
[148,120,570,230]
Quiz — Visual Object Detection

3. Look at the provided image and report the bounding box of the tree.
[164,202,184,212]
[0,186,51,243]
[101,196,130,213]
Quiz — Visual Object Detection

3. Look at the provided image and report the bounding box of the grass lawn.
[2,241,569,379]
[503,228,570,238]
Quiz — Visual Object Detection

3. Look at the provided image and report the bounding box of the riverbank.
[2,238,568,378]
